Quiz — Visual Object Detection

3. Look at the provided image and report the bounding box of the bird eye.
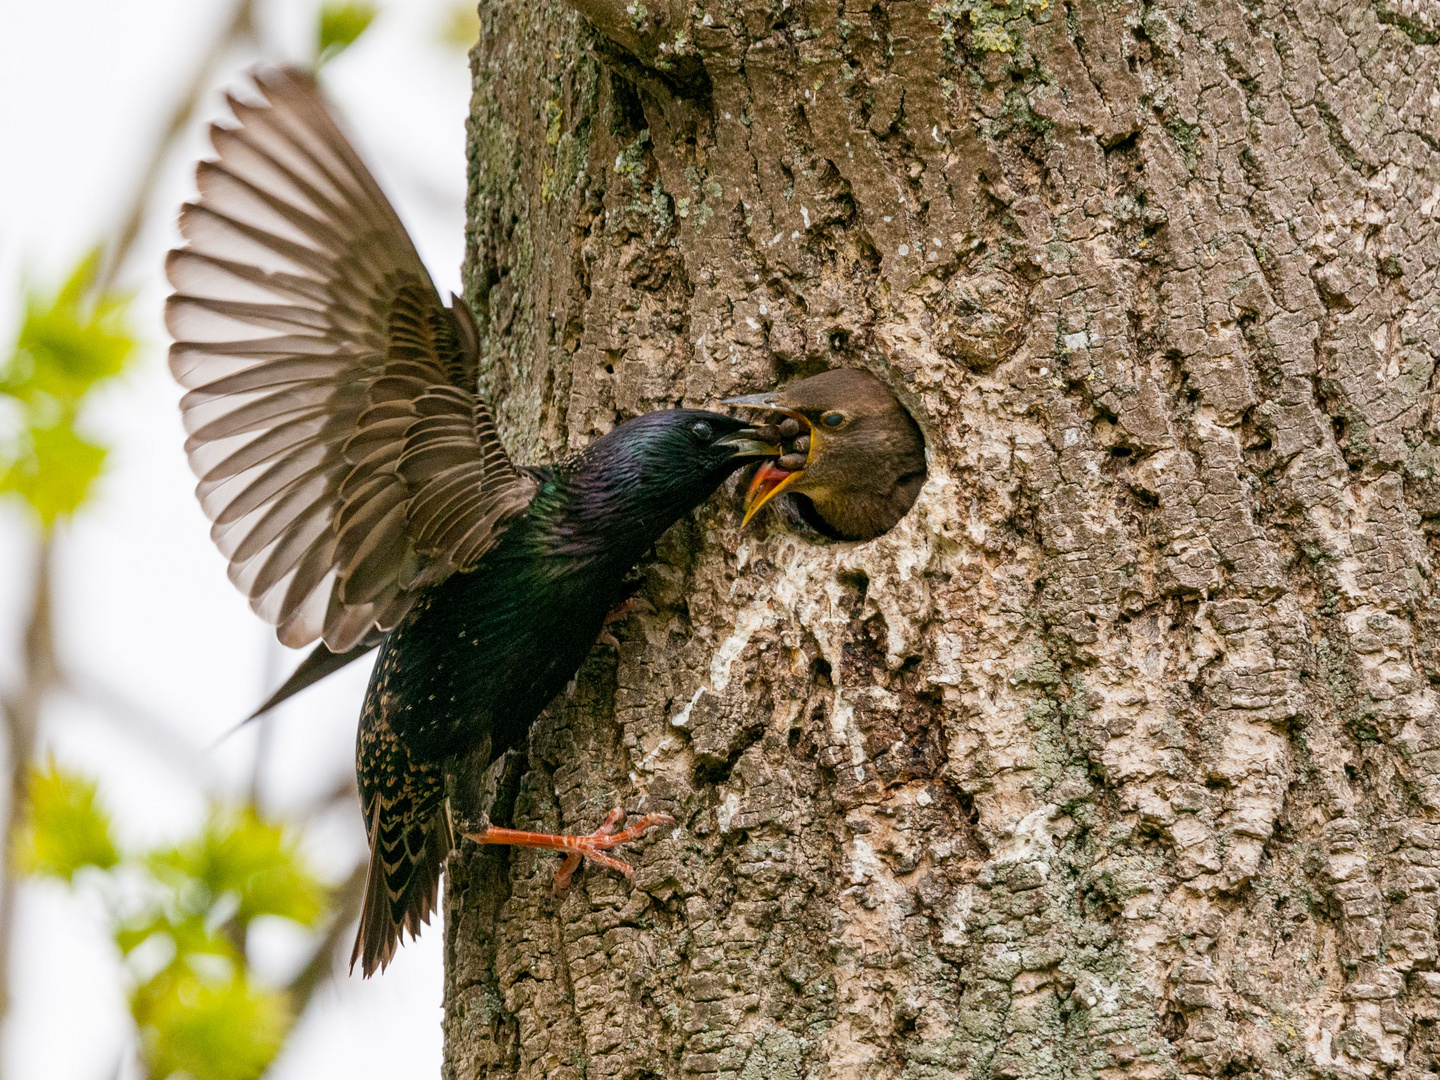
[821,411,846,428]
[691,420,713,441]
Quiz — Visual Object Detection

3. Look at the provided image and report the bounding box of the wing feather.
[204,447,330,525]
[168,68,535,651]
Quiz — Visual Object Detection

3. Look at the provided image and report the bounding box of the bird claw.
[552,810,676,892]
[460,810,676,893]
[604,596,656,623]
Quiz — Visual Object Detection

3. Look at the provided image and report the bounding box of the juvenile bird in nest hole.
[165,68,780,975]
[726,369,927,542]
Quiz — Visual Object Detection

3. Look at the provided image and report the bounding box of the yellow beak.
[723,393,818,527]
[741,461,806,527]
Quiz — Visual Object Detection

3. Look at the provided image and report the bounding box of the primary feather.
[169,68,776,976]
[167,67,535,653]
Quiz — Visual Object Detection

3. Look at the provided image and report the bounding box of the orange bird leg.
[462,809,676,892]
[597,596,656,649]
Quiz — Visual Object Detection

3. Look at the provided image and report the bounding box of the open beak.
[741,461,806,526]
[716,427,784,458]
[722,393,817,527]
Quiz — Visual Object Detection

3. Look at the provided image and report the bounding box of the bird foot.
[461,809,675,892]
[597,597,655,648]
[603,596,655,624]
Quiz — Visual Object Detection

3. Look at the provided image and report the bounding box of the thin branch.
[284,860,367,1010]
[0,536,56,1041]
[249,636,284,811]
[94,0,259,295]
[0,2,262,1071]
[65,675,213,782]
[295,772,360,825]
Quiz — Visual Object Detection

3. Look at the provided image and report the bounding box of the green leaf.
[0,419,107,527]
[317,1,378,62]
[1,249,136,527]
[3,250,135,403]
[151,808,325,929]
[13,760,119,881]
[137,972,291,1080]
[12,758,329,1080]
[440,3,480,50]
[115,920,168,958]
[119,910,236,971]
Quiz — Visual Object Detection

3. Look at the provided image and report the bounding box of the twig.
[295,771,360,824]
[0,536,56,1040]
[285,860,368,1008]
[94,0,259,295]
[65,675,212,782]
[0,1,262,1071]
[249,635,285,812]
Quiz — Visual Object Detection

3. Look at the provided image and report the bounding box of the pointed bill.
[724,392,817,527]
[722,393,809,427]
[722,391,784,409]
[742,462,806,527]
[717,428,783,458]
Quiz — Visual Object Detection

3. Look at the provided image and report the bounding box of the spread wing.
[166,67,536,652]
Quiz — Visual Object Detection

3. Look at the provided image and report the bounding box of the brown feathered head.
[725,369,926,541]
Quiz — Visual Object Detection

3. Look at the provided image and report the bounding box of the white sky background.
[0,1,477,1075]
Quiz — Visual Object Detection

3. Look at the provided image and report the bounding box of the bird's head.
[565,410,780,548]
[603,408,780,488]
[724,369,926,541]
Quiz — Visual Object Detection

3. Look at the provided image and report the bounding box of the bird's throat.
[741,462,806,527]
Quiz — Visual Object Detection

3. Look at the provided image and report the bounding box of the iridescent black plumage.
[164,68,777,978]
[353,411,772,975]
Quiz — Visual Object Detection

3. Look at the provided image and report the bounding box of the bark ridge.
[445,0,1440,1076]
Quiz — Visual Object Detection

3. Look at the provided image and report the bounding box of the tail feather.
[351,796,453,977]
[352,652,456,976]
[248,636,381,721]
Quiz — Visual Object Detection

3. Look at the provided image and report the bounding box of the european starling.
[165,69,778,975]
[240,376,926,712]
[725,369,926,541]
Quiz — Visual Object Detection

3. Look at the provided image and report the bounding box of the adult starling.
[725,369,927,541]
[165,68,778,975]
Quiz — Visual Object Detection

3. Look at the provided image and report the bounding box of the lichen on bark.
[443,0,1440,1076]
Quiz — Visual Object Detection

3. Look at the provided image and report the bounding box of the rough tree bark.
[441,0,1440,1076]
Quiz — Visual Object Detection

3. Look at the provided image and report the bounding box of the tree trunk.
[442,0,1440,1075]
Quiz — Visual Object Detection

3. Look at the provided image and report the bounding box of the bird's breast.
[361,541,629,765]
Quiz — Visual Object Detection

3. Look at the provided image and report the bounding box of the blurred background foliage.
[439,3,480,49]
[17,763,323,1080]
[0,3,480,1077]
[0,252,137,529]
[318,2,378,62]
